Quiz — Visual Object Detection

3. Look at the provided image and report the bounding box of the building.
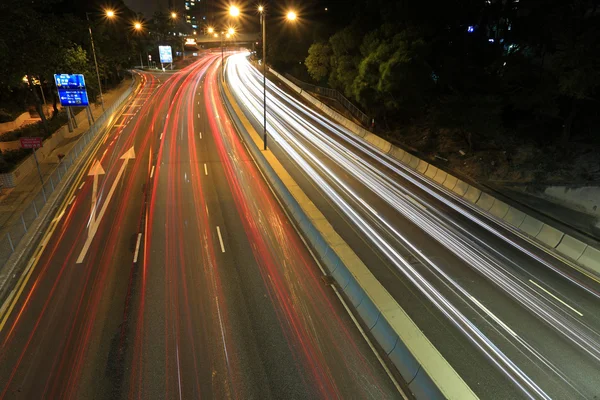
[184,0,217,30]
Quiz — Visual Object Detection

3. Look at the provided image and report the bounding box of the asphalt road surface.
[0,54,400,399]
[225,52,600,400]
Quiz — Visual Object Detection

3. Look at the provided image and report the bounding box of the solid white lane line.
[204,164,208,175]
[529,280,583,317]
[216,227,225,253]
[470,296,518,337]
[133,233,143,263]
[199,131,202,139]
[198,113,201,118]
[160,132,163,140]
[78,182,85,190]
[68,195,76,205]
[150,166,155,179]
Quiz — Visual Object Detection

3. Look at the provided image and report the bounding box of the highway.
[225,52,600,400]
[0,54,399,399]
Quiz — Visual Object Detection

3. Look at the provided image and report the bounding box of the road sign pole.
[70,107,78,128]
[66,106,74,132]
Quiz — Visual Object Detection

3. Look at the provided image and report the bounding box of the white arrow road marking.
[77,146,135,264]
[88,160,106,225]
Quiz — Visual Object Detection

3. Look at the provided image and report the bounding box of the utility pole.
[262,12,267,150]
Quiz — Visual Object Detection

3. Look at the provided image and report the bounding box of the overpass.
[185,32,259,48]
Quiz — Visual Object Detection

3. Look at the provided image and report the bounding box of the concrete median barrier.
[577,246,600,275]
[556,235,588,260]
[443,175,458,191]
[424,165,438,180]
[489,200,510,219]
[475,192,496,211]
[502,207,527,227]
[519,215,544,237]
[452,180,469,196]
[535,224,564,248]
[463,185,482,204]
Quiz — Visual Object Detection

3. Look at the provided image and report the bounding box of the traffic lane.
[202,64,399,398]
[0,73,160,399]
[265,78,600,320]
[0,65,207,399]
[127,55,239,399]
[252,89,595,398]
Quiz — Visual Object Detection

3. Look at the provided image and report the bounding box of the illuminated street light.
[208,26,215,34]
[134,22,143,30]
[226,33,231,39]
[214,33,219,38]
[105,9,115,18]
[227,27,235,35]
[259,10,298,150]
[258,5,264,13]
[171,12,177,19]
[286,11,297,21]
[229,5,240,17]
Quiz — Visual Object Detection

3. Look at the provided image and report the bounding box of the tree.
[305,43,331,82]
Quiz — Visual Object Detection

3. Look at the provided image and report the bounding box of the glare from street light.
[105,9,115,18]
[171,12,177,19]
[134,22,142,30]
[228,27,235,35]
[258,5,264,13]
[214,33,219,38]
[208,26,214,34]
[229,5,240,17]
[286,11,297,21]
[226,33,231,39]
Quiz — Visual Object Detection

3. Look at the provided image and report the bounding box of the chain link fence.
[284,74,371,128]
[0,84,134,268]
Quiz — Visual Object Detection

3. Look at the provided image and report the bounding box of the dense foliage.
[306,0,600,147]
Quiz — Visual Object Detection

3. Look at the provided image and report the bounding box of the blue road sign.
[54,74,89,106]
[159,46,173,63]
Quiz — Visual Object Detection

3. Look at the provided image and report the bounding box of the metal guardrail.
[0,85,134,268]
[284,74,371,128]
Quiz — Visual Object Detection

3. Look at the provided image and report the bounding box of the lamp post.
[220,6,240,80]
[258,7,297,150]
[133,22,144,68]
[86,9,114,111]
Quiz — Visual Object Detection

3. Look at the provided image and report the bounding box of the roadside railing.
[0,84,135,268]
[284,74,371,128]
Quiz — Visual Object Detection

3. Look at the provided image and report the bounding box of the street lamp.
[171,12,177,19]
[259,8,298,150]
[85,9,114,111]
[229,5,240,17]
[132,22,144,68]
[217,7,240,81]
